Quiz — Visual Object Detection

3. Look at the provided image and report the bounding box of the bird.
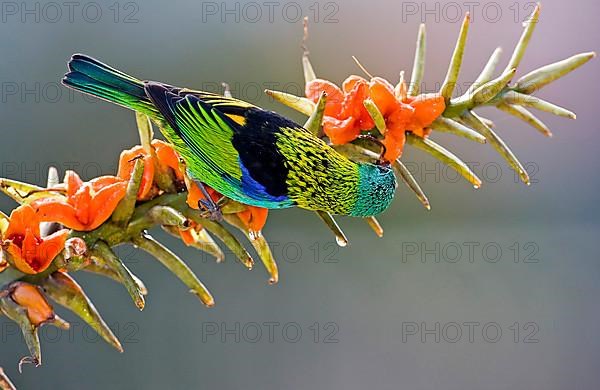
[62,54,397,218]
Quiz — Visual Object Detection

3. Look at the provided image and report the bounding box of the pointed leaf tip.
[503,90,576,119]
[42,272,124,353]
[392,159,431,210]
[462,111,530,185]
[515,52,596,94]
[365,216,384,238]
[316,211,349,246]
[112,158,145,224]
[406,134,482,189]
[223,214,278,283]
[135,112,154,152]
[184,209,255,270]
[92,241,145,310]
[363,99,386,135]
[467,47,503,96]
[265,89,315,116]
[496,103,552,137]
[440,13,470,102]
[304,91,327,136]
[504,3,540,73]
[133,235,214,307]
[408,23,427,96]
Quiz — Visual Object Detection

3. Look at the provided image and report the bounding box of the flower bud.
[10,282,55,327]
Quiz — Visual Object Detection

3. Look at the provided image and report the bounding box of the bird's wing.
[178,88,256,127]
[145,82,242,184]
[145,82,292,206]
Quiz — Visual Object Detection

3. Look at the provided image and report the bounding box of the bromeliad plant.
[0,3,593,387]
[0,113,278,374]
[268,4,594,211]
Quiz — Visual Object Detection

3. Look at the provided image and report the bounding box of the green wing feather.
[174,97,243,180]
[144,84,247,199]
[179,89,256,112]
[146,84,298,208]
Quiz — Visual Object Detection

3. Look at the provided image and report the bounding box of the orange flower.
[185,180,221,210]
[1,204,68,274]
[306,76,374,144]
[118,140,185,200]
[33,171,127,231]
[10,282,56,326]
[403,95,446,136]
[237,206,269,234]
[118,145,156,200]
[153,140,185,181]
[368,77,415,161]
[371,77,446,161]
[306,75,446,162]
[178,220,204,246]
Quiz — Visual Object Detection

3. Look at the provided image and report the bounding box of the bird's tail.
[62,54,157,116]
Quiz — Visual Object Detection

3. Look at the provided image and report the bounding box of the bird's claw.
[198,199,223,222]
[192,179,224,222]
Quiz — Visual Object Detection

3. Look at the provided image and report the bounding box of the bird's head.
[351,162,397,217]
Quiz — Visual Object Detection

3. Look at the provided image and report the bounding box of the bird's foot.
[194,180,223,222]
[199,199,223,222]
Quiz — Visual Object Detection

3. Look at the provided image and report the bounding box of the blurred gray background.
[1,0,599,389]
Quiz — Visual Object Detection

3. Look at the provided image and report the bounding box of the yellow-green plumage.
[62,54,397,217]
[276,128,359,215]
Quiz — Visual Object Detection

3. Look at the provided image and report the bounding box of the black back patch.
[231,108,296,198]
